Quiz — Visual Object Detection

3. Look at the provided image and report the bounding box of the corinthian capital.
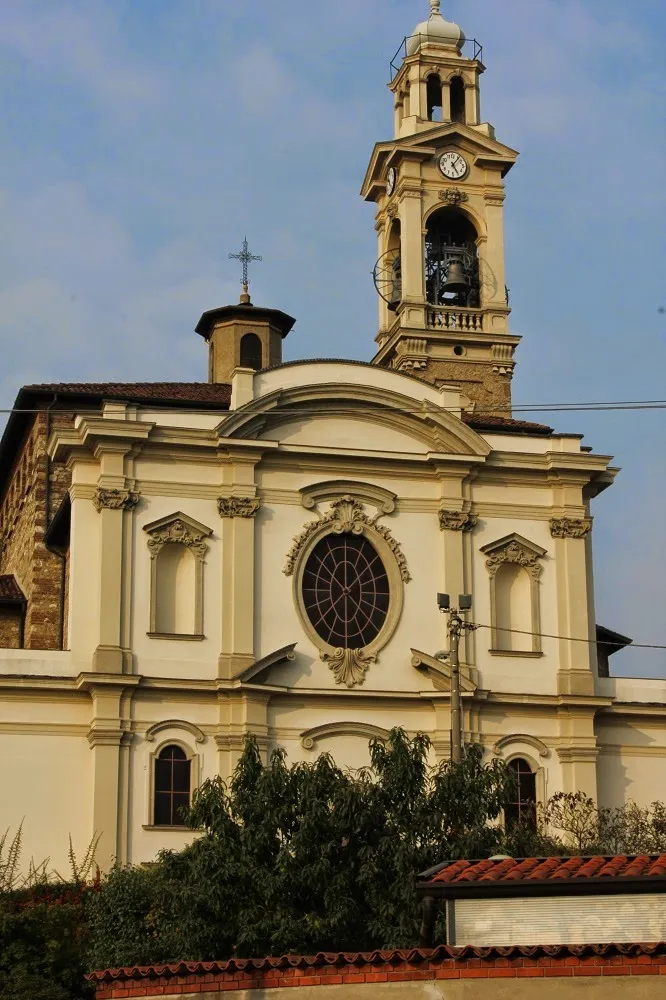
[92,488,140,512]
[217,496,261,519]
[438,509,478,532]
[550,517,592,539]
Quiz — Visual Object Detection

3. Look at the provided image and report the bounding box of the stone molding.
[217,496,261,519]
[144,720,206,745]
[438,508,478,532]
[493,733,550,759]
[92,488,140,512]
[300,722,389,751]
[300,480,396,517]
[550,517,592,539]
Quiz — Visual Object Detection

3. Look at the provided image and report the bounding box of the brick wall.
[0,410,73,649]
[0,607,22,648]
[88,944,666,998]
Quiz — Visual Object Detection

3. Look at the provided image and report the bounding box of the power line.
[473,623,666,651]
[0,400,665,418]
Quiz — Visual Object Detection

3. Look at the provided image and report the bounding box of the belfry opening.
[425,207,480,308]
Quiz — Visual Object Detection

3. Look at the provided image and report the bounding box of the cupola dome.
[406,1,465,55]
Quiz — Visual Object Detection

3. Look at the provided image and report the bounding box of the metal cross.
[229,237,262,290]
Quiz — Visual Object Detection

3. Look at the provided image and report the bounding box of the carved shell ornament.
[286,493,409,689]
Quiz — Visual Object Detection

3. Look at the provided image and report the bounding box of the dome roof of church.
[406,1,465,55]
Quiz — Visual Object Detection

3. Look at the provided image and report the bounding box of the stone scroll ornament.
[485,539,543,581]
[438,509,478,532]
[217,497,261,519]
[146,519,209,560]
[550,517,592,539]
[283,495,411,583]
[92,488,140,512]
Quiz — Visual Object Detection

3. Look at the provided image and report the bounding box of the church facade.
[1,3,665,873]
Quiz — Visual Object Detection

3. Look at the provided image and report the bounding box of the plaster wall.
[0,732,92,872]
[124,980,666,1000]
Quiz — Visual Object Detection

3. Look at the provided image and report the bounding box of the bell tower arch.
[361,1,521,411]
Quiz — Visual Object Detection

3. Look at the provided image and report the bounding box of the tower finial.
[430,0,441,15]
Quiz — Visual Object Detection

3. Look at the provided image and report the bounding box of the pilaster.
[91,448,139,674]
[551,514,595,696]
[217,448,261,679]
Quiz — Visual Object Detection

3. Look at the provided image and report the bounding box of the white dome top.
[406,1,465,55]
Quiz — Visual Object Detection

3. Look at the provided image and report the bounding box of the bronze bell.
[442,259,469,294]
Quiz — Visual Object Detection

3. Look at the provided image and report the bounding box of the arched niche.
[143,512,213,639]
[450,75,466,124]
[480,533,547,655]
[426,73,443,122]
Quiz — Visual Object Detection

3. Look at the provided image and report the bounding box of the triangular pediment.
[362,125,518,198]
[480,533,547,559]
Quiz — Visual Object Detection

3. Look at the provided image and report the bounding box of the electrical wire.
[0,400,665,418]
[471,623,666,651]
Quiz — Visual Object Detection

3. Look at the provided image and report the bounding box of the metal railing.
[390,36,483,80]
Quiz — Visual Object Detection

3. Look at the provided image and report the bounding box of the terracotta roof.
[420,855,666,889]
[462,413,554,435]
[86,943,666,996]
[21,382,232,408]
[0,575,25,603]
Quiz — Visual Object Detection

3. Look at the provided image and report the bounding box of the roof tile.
[425,855,666,885]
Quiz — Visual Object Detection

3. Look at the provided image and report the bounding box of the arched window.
[240,332,262,370]
[505,758,537,830]
[495,563,532,652]
[427,74,443,122]
[450,76,466,123]
[154,744,191,826]
[155,543,196,635]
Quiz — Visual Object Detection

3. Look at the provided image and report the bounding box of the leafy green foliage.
[88,729,517,965]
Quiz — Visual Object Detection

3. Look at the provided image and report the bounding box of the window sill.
[142,824,193,832]
[147,632,205,641]
[489,649,543,658]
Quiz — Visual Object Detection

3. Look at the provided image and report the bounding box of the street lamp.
[437,593,476,763]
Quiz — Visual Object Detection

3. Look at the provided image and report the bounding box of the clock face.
[386,166,396,196]
[439,152,468,180]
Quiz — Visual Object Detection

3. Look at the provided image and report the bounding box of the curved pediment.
[218,379,490,459]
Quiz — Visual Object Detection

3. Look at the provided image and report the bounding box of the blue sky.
[0,0,664,675]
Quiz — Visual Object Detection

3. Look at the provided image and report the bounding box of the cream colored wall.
[0,731,92,874]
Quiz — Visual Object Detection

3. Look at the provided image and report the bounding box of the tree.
[88,729,516,965]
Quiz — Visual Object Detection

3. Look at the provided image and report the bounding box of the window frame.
[144,737,200,831]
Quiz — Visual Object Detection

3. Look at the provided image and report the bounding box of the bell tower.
[361,1,520,410]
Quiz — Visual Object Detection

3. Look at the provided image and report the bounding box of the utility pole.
[437,594,477,763]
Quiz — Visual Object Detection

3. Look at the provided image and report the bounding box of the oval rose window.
[301,533,390,648]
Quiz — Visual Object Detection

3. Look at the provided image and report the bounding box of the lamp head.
[437,593,450,610]
[458,594,472,611]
